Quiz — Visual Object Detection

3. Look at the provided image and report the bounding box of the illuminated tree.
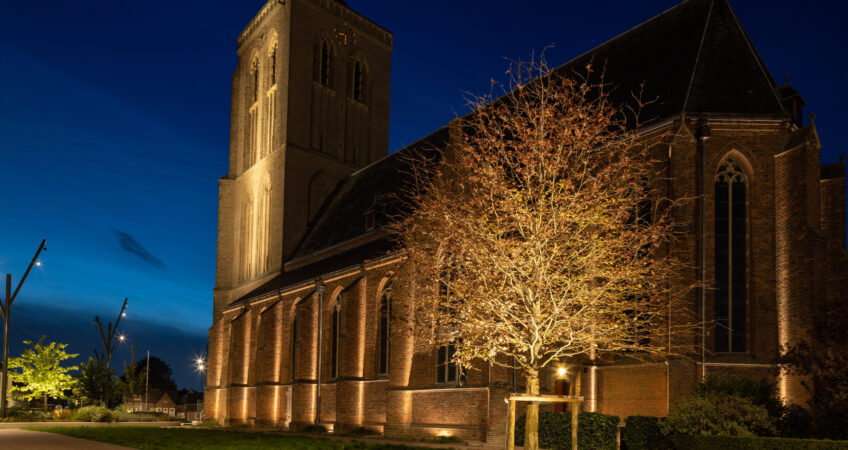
[8,336,78,409]
[393,58,694,449]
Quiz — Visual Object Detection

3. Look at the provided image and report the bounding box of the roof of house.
[236,0,792,304]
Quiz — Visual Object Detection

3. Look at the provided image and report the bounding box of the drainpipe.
[315,284,326,424]
[697,121,711,381]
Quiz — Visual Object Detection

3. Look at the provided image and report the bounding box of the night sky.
[1,0,845,390]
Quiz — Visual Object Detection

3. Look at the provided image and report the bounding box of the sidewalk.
[0,429,132,450]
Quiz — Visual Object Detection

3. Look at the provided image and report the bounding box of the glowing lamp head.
[118,334,126,342]
[35,261,42,267]
[557,367,567,378]
[121,312,127,317]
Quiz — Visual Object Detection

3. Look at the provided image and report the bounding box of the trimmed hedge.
[514,411,618,450]
[670,435,848,449]
[622,415,672,450]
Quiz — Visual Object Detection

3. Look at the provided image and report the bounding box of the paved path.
[0,429,133,450]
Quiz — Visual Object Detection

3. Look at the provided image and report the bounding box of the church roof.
[236,0,792,304]
[550,0,787,121]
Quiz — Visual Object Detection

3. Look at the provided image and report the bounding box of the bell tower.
[213,0,392,312]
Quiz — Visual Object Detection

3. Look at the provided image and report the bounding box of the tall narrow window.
[291,305,300,381]
[330,294,341,379]
[436,344,462,384]
[252,58,260,103]
[269,45,277,86]
[714,159,748,353]
[352,61,365,101]
[239,197,254,282]
[377,287,391,375]
[320,41,331,87]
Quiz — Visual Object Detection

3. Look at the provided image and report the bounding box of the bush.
[662,392,775,437]
[622,415,672,450]
[346,427,381,437]
[0,408,52,422]
[514,411,619,450]
[300,424,327,433]
[779,404,814,439]
[696,375,782,417]
[73,406,114,422]
[670,434,848,449]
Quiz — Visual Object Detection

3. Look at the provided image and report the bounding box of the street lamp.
[194,356,207,422]
[1,239,47,418]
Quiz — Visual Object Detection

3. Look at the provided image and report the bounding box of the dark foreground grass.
[28,426,439,450]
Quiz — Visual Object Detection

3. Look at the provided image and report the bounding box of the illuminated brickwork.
[207,0,847,444]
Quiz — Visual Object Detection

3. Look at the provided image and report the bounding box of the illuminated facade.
[207,0,847,443]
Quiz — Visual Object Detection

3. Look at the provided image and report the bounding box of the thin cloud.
[113,229,166,271]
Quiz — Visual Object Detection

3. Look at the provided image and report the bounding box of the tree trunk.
[524,370,540,450]
[43,392,47,411]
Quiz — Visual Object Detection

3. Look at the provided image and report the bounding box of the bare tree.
[392,58,695,449]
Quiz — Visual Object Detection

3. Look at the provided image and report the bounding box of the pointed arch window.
[291,303,301,381]
[714,159,749,353]
[377,286,391,375]
[251,58,260,103]
[352,60,365,102]
[330,293,341,379]
[320,41,332,87]
[269,44,277,86]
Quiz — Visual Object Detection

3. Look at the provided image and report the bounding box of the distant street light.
[94,298,128,370]
[1,239,47,418]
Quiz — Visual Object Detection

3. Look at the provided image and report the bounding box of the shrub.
[514,411,619,450]
[779,404,814,439]
[51,408,72,420]
[73,406,113,422]
[662,392,775,437]
[695,375,783,417]
[622,415,672,450]
[300,424,327,433]
[346,427,380,437]
[670,434,848,449]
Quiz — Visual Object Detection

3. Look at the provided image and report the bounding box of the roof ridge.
[682,0,715,112]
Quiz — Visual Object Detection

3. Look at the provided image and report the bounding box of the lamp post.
[195,356,206,422]
[1,239,47,418]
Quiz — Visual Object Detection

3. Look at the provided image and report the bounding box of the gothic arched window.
[291,303,300,381]
[319,41,332,87]
[251,57,260,103]
[330,293,341,379]
[714,159,749,353]
[352,60,365,102]
[269,44,277,86]
[377,286,391,375]
[239,196,254,282]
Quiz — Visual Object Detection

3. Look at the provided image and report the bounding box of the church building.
[206,0,847,443]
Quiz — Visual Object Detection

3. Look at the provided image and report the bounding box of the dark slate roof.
[550,0,787,122]
[821,162,846,180]
[239,237,397,302]
[236,0,793,303]
[291,127,449,259]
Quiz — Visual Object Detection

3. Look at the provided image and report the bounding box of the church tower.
[213,0,392,313]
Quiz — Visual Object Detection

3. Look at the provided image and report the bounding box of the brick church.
[206,0,847,443]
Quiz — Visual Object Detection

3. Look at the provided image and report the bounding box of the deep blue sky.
[1,0,845,390]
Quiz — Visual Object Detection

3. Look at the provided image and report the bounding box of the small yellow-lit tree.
[393,58,694,449]
[9,336,78,409]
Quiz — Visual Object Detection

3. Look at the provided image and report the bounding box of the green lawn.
[28,426,438,450]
